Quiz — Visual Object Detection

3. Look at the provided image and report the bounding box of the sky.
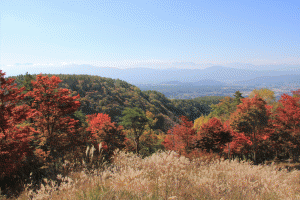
[1,0,300,74]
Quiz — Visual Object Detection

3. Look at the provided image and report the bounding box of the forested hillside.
[9,73,225,125]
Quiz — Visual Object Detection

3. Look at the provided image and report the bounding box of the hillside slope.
[9,74,225,128]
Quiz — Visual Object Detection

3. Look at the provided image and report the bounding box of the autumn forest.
[1,70,300,198]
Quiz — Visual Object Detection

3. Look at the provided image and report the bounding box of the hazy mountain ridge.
[233,74,300,86]
[3,63,300,85]
[160,79,226,86]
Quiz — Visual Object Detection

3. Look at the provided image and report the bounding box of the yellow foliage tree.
[248,88,276,105]
[194,115,210,132]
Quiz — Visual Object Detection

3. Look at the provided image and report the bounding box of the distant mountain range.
[3,63,300,86]
[160,79,226,86]
[233,74,300,86]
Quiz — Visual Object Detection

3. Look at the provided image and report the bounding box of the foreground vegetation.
[2,71,300,199]
[5,150,300,200]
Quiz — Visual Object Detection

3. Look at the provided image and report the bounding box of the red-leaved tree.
[86,113,126,161]
[0,70,37,178]
[230,95,272,163]
[196,117,232,155]
[25,74,81,164]
[222,128,252,160]
[163,116,196,156]
[271,93,300,161]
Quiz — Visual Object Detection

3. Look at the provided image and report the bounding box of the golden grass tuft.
[9,150,300,199]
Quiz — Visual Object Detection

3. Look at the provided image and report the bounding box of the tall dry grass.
[10,150,300,199]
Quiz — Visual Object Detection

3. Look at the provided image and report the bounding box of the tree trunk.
[253,130,257,164]
[135,137,140,155]
[228,143,230,161]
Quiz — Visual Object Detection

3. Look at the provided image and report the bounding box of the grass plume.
[4,150,300,200]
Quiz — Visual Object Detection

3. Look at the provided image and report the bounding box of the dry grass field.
[3,150,300,200]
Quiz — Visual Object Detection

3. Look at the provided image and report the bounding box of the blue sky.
[1,0,299,73]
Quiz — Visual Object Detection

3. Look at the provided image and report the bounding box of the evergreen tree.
[23,72,35,92]
[233,90,244,105]
[120,107,148,154]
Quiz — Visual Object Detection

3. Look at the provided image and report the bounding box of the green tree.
[233,90,244,105]
[23,72,35,92]
[72,110,88,127]
[209,96,236,122]
[21,72,36,124]
[208,91,245,122]
[120,107,148,154]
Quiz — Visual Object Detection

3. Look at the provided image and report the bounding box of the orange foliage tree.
[196,117,232,155]
[230,95,272,163]
[25,74,81,164]
[86,113,126,161]
[222,126,252,160]
[0,70,37,178]
[271,93,300,161]
[163,116,196,156]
